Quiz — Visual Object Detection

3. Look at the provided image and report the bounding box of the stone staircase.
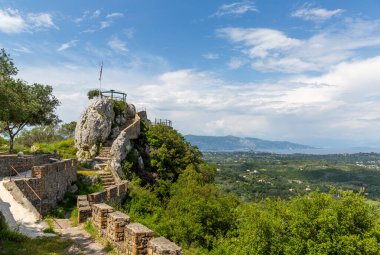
[95,147,117,188]
[98,171,116,188]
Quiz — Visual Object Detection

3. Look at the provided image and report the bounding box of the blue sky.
[1,0,380,148]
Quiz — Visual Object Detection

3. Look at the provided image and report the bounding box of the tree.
[57,121,77,139]
[87,89,100,99]
[0,49,60,152]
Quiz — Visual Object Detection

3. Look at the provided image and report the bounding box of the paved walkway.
[0,171,49,238]
[53,219,107,255]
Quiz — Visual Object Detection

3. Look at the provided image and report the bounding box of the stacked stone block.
[148,237,183,255]
[77,195,92,223]
[88,191,106,205]
[92,203,114,229]
[106,185,118,203]
[106,211,130,242]
[125,223,154,255]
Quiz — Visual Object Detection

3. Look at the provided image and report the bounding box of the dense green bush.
[212,191,380,255]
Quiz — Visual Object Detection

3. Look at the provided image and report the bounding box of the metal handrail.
[10,166,42,219]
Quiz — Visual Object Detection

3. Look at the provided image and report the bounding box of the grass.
[43,217,57,234]
[70,208,78,227]
[83,220,98,239]
[77,170,98,175]
[0,217,72,255]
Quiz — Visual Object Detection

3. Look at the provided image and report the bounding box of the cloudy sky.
[1,0,380,148]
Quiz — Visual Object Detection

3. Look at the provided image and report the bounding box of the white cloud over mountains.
[17,55,380,146]
[0,8,56,33]
[218,19,380,73]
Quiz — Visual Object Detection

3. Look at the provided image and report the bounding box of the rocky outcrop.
[75,98,140,161]
[75,99,115,161]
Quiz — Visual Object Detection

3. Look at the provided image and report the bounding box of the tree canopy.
[0,49,60,152]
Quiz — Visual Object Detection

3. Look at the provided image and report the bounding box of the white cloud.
[0,8,56,33]
[107,37,128,53]
[57,40,78,52]
[228,58,244,69]
[13,46,31,53]
[15,56,380,146]
[217,19,380,73]
[202,53,219,60]
[100,20,112,29]
[292,4,344,21]
[106,12,123,18]
[0,8,26,33]
[211,1,258,17]
[91,9,101,18]
[27,13,55,29]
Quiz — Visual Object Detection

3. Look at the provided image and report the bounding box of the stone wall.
[83,202,182,255]
[0,154,56,177]
[12,159,77,214]
[77,180,128,224]
[123,113,141,140]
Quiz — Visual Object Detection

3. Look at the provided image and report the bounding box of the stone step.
[94,163,108,170]
[94,157,111,162]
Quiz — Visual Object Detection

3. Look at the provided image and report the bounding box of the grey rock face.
[75,99,115,161]
[110,130,133,175]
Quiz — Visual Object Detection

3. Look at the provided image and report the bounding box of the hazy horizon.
[1,0,380,148]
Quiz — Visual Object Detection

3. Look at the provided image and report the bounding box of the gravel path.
[53,219,107,255]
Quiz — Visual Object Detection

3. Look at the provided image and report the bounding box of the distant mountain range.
[184,135,315,152]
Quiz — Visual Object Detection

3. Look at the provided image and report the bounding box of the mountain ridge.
[184,135,315,152]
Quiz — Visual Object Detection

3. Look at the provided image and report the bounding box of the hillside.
[185,135,315,152]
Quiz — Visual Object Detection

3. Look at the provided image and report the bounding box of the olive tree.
[0,49,60,152]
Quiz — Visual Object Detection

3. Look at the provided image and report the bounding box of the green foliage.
[70,208,78,227]
[15,122,77,147]
[33,138,77,159]
[212,191,380,255]
[145,124,202,181]
[113,100,126,116]
[162,165,239,250]
[87,89,101,99]
[0,49,60,152]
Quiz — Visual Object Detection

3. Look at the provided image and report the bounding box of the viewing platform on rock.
[100,89,127,102]
[153,118,172,127]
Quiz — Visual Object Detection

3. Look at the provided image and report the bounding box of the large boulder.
[110,129,133,175]
[75,99,115,161]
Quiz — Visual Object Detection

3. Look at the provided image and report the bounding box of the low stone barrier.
[85,203,182,255]
[11,159,77,214]
[92,203,114,229]
[125,223,154,255]
[77,180,128,223]
[0,154,56,177]
[148,237,182,255]
[107,211,130,242]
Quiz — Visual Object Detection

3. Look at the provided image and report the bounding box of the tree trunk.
[9,136,14,153]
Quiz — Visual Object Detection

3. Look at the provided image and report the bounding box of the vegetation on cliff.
[119,124,380,254]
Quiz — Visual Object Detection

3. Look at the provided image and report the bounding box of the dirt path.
[53,219,107,255]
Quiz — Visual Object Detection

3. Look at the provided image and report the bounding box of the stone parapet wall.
[12,159,77,214]
[84,202,182,255]
[77,180,128,223]
[148,237,182,255]
[123,113,141,140]
[0,154,56,177]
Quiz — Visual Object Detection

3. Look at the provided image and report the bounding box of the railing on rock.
[101,90,127,102]
[154,118,172,127]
